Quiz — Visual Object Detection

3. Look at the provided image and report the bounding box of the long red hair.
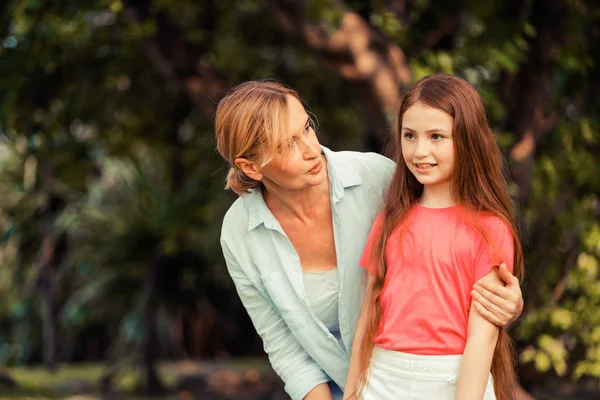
[356,73,524,400]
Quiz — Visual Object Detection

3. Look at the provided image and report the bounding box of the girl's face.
[259,95,326,192]
[401,101,455,192]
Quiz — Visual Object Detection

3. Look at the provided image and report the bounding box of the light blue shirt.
[220,147,395,400]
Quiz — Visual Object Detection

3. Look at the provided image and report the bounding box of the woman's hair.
[215,80,301,196]
[356,73,524,400]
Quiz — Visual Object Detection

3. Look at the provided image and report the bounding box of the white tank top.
[302,268,341,337]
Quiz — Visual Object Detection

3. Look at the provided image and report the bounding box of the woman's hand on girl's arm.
[457,270,501,400]
[471,263,523,326]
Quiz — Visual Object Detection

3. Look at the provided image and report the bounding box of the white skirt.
[359,347,496,400]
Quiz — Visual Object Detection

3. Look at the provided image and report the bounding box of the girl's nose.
[413,140,430,157]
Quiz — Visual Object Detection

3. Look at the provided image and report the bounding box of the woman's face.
[401,101,455,192]
[259,95,326,192]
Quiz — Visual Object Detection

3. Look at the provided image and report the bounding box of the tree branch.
[422,16,458,49]
[270,0,411,150]
[385,0,406,18]
[552,237,581,303]
[123,0,230,120]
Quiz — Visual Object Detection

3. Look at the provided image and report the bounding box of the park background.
[0,0,599,399]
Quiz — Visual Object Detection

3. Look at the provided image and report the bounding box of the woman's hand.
[471,263,523,326]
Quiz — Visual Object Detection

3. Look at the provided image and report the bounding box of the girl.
[344,74,524,400]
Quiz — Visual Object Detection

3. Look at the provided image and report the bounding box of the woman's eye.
[305,121,315,134]
[432,134,443,141]
[277,139,296,153]
[403,133,414,140]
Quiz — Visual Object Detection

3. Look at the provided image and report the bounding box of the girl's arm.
[343,274,375,400]
[456,269,502,400]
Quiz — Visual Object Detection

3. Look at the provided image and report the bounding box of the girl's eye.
[303,125,310,134]
[432,134,443,141]
[403,132,414,140]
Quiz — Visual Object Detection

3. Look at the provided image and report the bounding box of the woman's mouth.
[307,160,322,174]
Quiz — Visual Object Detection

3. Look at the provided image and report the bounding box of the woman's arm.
[343,274,375,400]
[472,263,523,326]
[305,383,334,400]
[222,241,332,400]
[456,270,502,400]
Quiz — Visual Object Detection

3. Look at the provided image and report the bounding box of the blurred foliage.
[0,0,598,394]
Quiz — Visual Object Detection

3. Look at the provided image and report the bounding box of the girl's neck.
[419,182,455,209]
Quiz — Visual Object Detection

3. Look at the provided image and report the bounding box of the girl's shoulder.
[473,212,513,238]
[476,211,508,226]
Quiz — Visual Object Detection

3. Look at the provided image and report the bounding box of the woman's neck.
[263,179,330,223]
[419,182,455,208]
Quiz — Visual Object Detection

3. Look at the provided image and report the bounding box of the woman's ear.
[234,158,263,182]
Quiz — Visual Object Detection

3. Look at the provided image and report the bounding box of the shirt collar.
[321,146,362,202]
[246,145,362,231]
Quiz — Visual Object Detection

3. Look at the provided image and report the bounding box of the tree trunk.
[37,158,58,372]
[40,263,57,372]
[142,247,166,395]
[506,0,566,207]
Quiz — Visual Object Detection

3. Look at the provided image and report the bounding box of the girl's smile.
[413,163,438,172]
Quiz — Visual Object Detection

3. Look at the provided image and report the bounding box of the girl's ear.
[234,158,263,182]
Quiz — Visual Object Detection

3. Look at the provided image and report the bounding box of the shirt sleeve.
[221,239,330,400]
[473,217,515,282]
[359,212,385,276]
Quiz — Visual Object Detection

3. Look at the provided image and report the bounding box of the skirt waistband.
[370,346,462,380]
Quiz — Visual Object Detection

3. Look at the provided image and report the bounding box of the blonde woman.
[215,81,523,400]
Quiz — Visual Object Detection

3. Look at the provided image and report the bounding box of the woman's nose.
[302,138,320,159]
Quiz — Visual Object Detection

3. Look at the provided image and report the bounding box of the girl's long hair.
[356,73,524,400]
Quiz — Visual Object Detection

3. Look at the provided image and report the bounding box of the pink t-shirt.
[360,204,514,355]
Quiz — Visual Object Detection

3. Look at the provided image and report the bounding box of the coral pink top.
[360,204,514,355]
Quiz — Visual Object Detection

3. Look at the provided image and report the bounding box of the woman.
[216,81,523,400]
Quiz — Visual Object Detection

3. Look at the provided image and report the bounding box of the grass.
[0,358,273,400]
